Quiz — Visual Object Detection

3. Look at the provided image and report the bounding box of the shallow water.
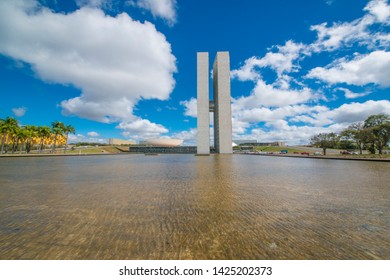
[0,154,389,259]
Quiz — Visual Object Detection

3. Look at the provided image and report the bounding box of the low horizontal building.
[108,138,135,145]
[129,146,196,154]
[138,139,183,147]
[239,141,285,147]
[233,140,257,145]
[258,141,285,147]
[2,134,66,146]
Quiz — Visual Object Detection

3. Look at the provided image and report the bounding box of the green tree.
[341,122,367,154]
[10,125,22,154]
[24,125,38,153]
[0,118,4,152]
[310,132,339,155]
[16,127,29,154]
[0,117,18,154]
[51,121,65,153]
[37,125,51,153]
[364,114,390,154]
[338,139,355,150]
[63,124,76,154]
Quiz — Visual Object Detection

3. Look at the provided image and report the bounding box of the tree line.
[310,114,390,155]
[0,117,75,154]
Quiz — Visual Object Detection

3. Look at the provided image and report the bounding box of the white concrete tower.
[196,52,210,155]
[213,52,232,154]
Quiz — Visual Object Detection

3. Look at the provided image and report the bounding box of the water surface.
[0,154,389,259]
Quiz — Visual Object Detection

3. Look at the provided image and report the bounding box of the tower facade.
[197,51,232,154]
[196,52,210,155]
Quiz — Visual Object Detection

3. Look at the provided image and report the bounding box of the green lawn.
[252,146,307,153]
[65,146,122,154]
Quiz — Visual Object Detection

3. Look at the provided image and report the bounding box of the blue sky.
[0,0,389,145]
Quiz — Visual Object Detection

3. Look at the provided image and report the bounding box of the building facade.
[108,138,135,145]
[197,52,232,155]
[233,140,258,145]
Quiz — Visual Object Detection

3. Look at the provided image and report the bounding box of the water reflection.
[0,155,389,259]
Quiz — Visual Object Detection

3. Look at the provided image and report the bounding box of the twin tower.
[197,52,232,155]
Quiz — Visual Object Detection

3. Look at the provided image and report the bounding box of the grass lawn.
[252,146,306,153]
[64,146,122,154]
[333,153,390,159]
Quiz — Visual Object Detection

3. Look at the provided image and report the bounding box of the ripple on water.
[0,154,389,259]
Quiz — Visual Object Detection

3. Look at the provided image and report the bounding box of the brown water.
[0,154,389,259]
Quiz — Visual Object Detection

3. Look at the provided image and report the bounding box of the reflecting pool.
[0,154,389,259]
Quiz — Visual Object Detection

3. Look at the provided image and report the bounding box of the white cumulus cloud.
[128,0,177,25]
[336,88,371,99]
[231,40,307,81]
[290,100,390,127]
[75,0,107,8]
[87,131,100,137]
[68,133,106,143]
[239,100,390,145]
[249,124,335,146]
[307,51,390,87]
[0,0,176,139]
[180,97,197,117]
[231,56,261,82]
[117,118,168,141]
[310,19,372,52]
[234,79,315,108]
[12,107,27,117]
[171,128,197,145]
[327,100,390,123]
[310,0,390,51]
[364,0,390,23]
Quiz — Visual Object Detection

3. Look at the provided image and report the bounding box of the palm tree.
[63,124,76,154]
[24,125,38,154]
[1,117,18,154]
[51,121,65,153]
[10,125,21,154]
[17,127,29,154]
[37,125,51,153]
[0,118,4,152]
